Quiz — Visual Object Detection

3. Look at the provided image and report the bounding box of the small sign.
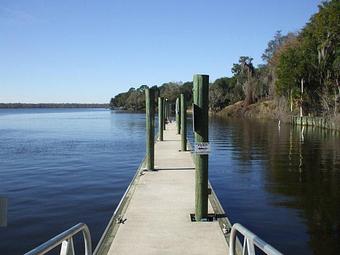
[195,142,210,155]
[0,197,8,227]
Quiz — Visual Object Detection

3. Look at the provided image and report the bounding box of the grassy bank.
[215,100,340,131]
[216,100,284,120]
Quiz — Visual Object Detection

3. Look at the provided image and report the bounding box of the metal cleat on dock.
[116,215,127,224]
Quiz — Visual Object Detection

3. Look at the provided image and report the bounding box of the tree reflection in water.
[208,116,340,255]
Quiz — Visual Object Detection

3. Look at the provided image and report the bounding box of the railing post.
[176,97,181,134]
[158,97,164,141]
[60,238,75,255]
[193,74,209,221]
[180,94,187,151]
[145,87,155,171]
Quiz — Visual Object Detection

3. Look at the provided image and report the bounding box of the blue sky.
[0,0,321,103]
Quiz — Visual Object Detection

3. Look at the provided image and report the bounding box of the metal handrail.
[24,223,92,255]
[229,223,283,255]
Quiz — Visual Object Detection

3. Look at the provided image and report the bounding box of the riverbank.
[215,99,340,131]
[215,100,284,120]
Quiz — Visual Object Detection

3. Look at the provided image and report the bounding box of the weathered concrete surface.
[107,123,228,255]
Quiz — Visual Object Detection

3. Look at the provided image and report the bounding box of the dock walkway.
[106,122,229,255]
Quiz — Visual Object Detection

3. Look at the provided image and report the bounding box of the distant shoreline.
[0,103,109,109]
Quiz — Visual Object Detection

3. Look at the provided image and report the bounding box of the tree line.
[110,1,339,120]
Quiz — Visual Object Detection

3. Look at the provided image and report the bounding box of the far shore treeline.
[0,103,109,109]
[110,1,339,125]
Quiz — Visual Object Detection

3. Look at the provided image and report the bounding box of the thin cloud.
[0,6,39,25]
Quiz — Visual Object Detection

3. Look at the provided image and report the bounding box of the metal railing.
[24,223,92,255]
[229,223,283,255]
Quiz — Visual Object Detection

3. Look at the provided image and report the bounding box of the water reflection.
[208,116,340,255]
[265,125,340,254]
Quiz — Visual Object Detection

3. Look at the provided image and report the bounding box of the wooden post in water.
[158,97,164,141]
[164,99,168,129]
[0,197,7,227]
[145,87,155,171]
[176,97,181,134]
[193,74,209,221]
[166,100,170,123]
[168,100,171,120]
[180,93,187,151]
[300,78,304,118]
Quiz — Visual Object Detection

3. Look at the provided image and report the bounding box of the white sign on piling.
[0,197,8,227]
[195,142,211,155]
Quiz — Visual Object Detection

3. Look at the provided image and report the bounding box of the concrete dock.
[102,123,229,255]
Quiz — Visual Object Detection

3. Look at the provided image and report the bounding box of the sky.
[0,0,322,103]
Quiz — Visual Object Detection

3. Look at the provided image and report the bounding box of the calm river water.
[0,109,339,255]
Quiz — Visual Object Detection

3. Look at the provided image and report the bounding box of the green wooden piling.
[176,98,181,134]
[167,100,170,122]
[180,93,187,151]
[162,99,166,130]
[164,99,168,129]
[169,102,171,121]
[193,74,209,221]
[0,197,7,227]
[145,87,155,170]
[164,101,167,123]
[158,97,164,141]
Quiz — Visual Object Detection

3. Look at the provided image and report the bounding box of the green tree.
[181,81,193,105]
[209,77,230,111]
[275,38,306,106]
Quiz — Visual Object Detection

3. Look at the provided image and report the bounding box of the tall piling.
[176,98,181,134]
[158,97,164,141]
[180,94,187,151]
[193,74,209,221]
[0,197,7,227]
[145,87,155,171]
[164,99,168,129]
[167,100,169,128]
[169,101,171,120]
[162,99,166,130]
